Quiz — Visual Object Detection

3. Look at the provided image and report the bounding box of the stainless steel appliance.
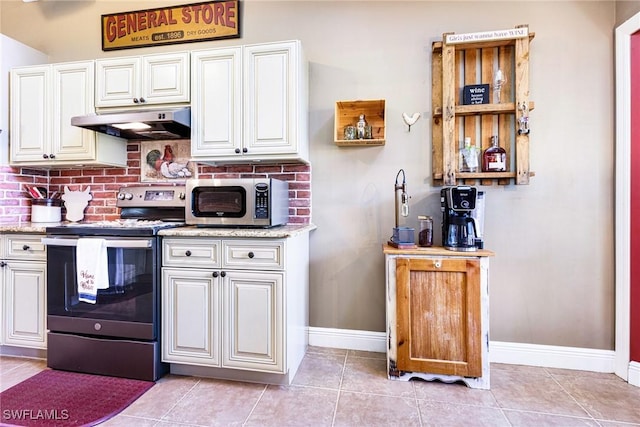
[70,107,191,140]
[186,178,289,228]
[441,186,485,252]
[42,185,186,381]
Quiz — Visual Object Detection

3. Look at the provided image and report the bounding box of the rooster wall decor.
[402,112,421,132]
[143,143,194,181]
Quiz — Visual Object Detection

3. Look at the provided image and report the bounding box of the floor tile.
[341,357,415,398]
[292,350,344,389]
[347,349,386,360]
[245,385,338,426]
[161,377,266,426]
[0,359,47,392]
[121,374,201,419]
[100,414,159,426]
[418,400,509,427]
[413,379,499,407]
[490,368,590,417]
[503,409,601,426]
[334,391,420,427]
[554,374,640,424]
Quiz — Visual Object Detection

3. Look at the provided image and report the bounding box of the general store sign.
[445,26,528,45]
[102,0,240,51]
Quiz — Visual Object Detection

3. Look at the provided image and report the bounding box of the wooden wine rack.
[432,24,535,186]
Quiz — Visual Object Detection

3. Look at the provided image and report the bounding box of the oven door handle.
[41,238,153,249]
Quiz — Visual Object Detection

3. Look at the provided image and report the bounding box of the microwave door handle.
[41,238,152,249]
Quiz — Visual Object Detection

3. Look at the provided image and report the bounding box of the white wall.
[0,1,617,350]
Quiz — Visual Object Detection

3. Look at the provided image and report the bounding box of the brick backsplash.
[0,142,311,224]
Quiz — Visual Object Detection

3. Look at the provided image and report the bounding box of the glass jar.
[344,125,356,140]
[417,215,433,247]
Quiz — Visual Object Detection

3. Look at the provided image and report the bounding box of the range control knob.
[117,193,125,200]
[124,193,133,200]
[179,192,186,200]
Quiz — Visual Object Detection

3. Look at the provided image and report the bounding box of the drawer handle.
[248,251,254,259]
[220,271,226,278]
[212,271,219,278]
[185,250,191,257]
[22,245,30,251]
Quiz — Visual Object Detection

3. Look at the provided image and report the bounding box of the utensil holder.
[31,198,62,223]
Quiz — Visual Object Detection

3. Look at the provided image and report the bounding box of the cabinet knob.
[139,97,146,103]
[185,250,191,257]
[133,98,139,103]
[220,271,226,278]
[42,154,49,159]
[235,148,241,154]
[212,271,219,278]
[248,251,254,259]
[0,262,6,268]
[434,261,442,268]
[242,147,248,153]
[49,154,55,159]
[22,245,30,251]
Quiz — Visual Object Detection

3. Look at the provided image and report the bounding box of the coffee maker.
[441,186,484,251]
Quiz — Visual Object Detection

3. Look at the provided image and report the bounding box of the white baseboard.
[308,327,617,374]
[629,361,640,386]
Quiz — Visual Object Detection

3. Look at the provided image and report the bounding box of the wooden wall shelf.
[432,25,534,186]
[335,99,386,146]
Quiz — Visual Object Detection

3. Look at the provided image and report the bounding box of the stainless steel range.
[42,186,186,381]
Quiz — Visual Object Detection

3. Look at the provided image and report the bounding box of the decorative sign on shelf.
[462,84,489,105]
[102,0,240,51]
[445,26,528,45]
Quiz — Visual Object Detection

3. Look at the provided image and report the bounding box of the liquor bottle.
[356,114,368,139]
[482,136,506,172]
[460,137,479,173]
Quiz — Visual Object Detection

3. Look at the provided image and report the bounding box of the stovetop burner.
[46,185,187,237]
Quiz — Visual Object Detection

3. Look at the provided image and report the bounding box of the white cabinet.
[10,61,127,167]
[0,35,48,165]
[191,40,309,164]
[95,52,190,108]
[0,234,47,349]
[161,235,308,383]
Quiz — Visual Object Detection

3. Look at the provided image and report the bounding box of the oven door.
[43,236,158,340]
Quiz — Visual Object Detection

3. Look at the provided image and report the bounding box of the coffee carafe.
[441,186,484,251]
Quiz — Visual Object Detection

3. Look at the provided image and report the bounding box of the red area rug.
[0,369,154,426]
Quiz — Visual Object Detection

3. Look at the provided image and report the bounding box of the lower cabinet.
[161,235,308,384]
[0,234,47,350]
[384,245,493,389]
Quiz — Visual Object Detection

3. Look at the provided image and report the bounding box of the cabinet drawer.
[222,240,284,270]
[163,238,221,268]
[5,234,46,261]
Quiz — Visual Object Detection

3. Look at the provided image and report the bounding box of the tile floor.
[1,346,640,426]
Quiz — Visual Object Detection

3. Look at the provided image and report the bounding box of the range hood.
[71,107,191,140]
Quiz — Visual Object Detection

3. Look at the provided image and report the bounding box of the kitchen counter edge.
[0,222,62,233]
[159,223,317,238]
[383,243,494,257]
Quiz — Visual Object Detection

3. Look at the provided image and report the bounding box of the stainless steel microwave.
[185,178,289,228]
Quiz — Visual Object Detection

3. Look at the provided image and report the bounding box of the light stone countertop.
[0,222,63,233]
[0,222,317,238]
[158,223,317,238]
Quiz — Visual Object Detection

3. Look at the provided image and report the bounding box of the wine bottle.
[482,136,506,172]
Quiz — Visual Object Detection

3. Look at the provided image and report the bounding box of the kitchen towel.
[76,238,110,304]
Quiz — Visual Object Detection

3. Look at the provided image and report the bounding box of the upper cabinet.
[190,40,309,164]
[10,61,127,167]
[432,25,534,186]
[95,52,190,108]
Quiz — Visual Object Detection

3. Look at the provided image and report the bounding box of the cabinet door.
[10,65,51,163]
[191,47,242,158]
[162,268,220,366]
[3,261,46,349]
[396,258,482,377]
[95,57,140,107]
[142,52,190,105]
[52,61,96,161]
[223,271,284,373]
[244,41,299,155]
